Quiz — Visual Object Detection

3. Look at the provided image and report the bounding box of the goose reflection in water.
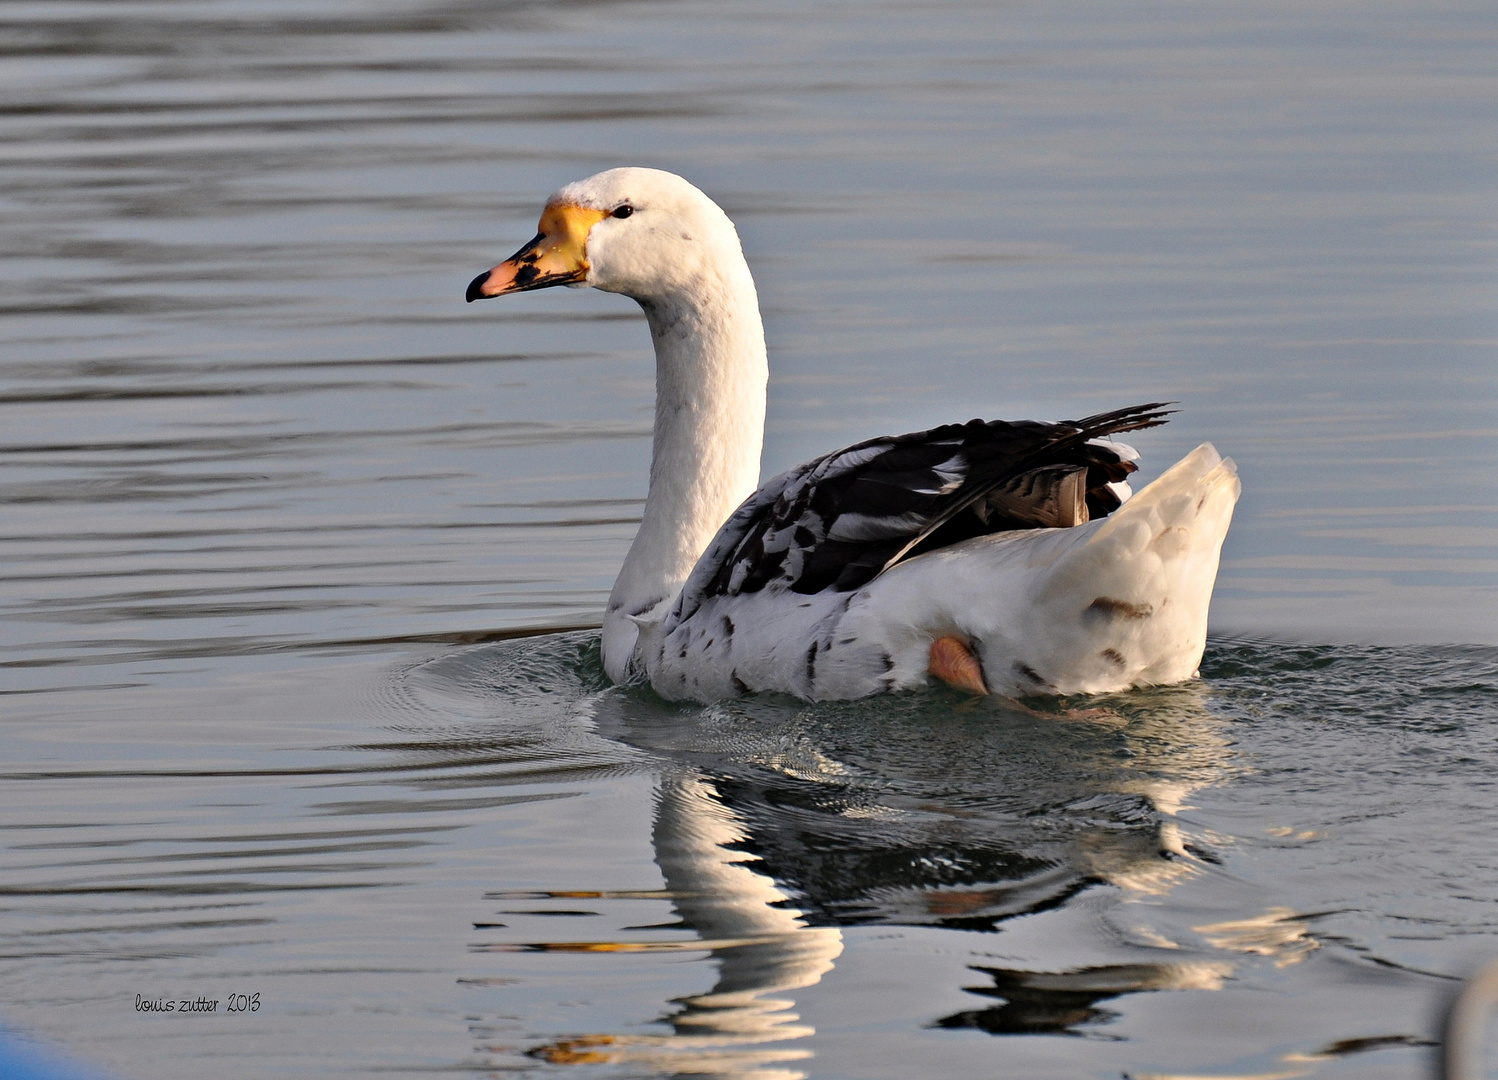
[524,772,843,1078]
[427,634,1285,1074]
[404,635,1333,1074]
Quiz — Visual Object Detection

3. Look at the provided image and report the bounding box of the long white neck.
[601,260,767,682]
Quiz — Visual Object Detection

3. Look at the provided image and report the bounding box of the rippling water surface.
[1,1,1495,1077]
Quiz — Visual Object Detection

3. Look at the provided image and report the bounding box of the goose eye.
[612,205,633,219]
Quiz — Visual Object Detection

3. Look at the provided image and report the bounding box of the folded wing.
[668,403,1174,627]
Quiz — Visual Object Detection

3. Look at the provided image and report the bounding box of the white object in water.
[1444,959,1498,1080]
[467,168,1239,703]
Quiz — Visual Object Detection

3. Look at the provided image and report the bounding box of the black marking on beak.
[465,231,584,302]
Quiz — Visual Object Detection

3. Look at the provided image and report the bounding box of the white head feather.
[551,167,753,302]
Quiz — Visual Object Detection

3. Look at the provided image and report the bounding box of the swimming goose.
[467,168,1239,702]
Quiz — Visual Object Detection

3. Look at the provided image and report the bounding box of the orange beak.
[466,203,608,301]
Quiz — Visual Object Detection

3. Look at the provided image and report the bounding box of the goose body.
[468,168,1239,703]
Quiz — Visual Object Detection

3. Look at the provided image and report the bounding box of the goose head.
[465,167,748,304]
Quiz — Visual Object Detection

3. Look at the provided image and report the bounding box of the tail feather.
[1086,443,1237,546]
[1025,443,1240,691]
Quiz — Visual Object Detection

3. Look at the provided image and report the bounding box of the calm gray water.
[1,0,1496,1077]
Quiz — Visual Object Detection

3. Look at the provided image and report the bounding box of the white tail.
[1023,443,1241,692]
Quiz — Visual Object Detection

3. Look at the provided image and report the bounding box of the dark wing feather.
[873,401,1173,573]
[667,403,1173,626]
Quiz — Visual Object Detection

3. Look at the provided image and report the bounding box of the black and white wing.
[667,403,1172,627]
